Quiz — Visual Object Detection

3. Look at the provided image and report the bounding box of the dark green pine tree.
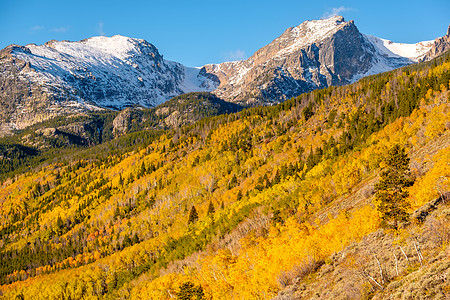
[236,190,243,201]
[375,144,413,230]
[118,173,124,187]
[176,281,205,300]
[132,232,140,244]
[55,216,65,235]
[207,200,215,216]
[306,147,316,170]
[228,174,238,189]
[272,169,281,185]
[271,209,283,225]
[139,162,146,178]
[187,206,199,224]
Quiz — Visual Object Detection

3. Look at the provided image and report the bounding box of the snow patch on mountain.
[364,34,434,61]
[178,65,218,92]
[277,16,347,57]
[351,34,435,83]
[11,35,218,109]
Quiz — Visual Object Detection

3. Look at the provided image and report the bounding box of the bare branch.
[393,250,399,277]
[413,239,423,266]
[372,253,385,284]
[399,245,409,263]
[359,270,384,290]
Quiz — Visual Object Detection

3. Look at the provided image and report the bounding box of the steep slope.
[357,34,434,81]
[153,92,242,128]
[275,193,450,300]
[0,92,242,178]
[421,25,450,61]
[202,16,443,105]
[1,18,448,133]
[0,36,218,133]
[0,51,449,299]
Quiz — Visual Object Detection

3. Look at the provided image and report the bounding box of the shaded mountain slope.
[0,36,218,134]
[1,17,448,134]
[202,16,446,105]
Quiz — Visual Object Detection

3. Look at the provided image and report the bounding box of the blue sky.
[1,0,449,66]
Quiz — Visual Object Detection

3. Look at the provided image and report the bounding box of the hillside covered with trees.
[0,92,243,180]
[0,52,449,299]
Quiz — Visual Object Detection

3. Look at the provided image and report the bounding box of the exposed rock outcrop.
[0,36,218,132]
[0,45,92,135]
[202,16,442,106]
[421,25,450,61]
[1,19,448,132]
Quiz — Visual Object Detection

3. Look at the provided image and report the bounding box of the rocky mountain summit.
[420,25,450,62]
[0,17,449,133]
[0,36,218,134]
[202,16,441,105]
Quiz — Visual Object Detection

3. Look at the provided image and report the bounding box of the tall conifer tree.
[375,144,413,229]
[188,206,199,224]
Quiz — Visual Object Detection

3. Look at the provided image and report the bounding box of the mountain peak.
[201,16,444,105]
[1,18,448,132]
[419,23,450,62]
[276,16,351,56]
[293,15,346,28]
[305,15,345,24]
[296,15,347,32]
[0,35,218,131]
[35,35,161,63]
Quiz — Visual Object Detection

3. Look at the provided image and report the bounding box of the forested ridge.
[0,52,449,299]
[0,92,242,180]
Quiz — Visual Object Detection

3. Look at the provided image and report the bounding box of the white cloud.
[322,6,352,19]
[224,49,246,61]
[98,22,105,36]
[31,25,45,31]
[51,27,68,33]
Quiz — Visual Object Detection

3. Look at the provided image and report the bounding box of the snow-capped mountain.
[353,35,434,82]
[11,35,217,109]
[0,35,218,132]
[0,17,448,133]
[201,16,442,105]
[420,25,450,62]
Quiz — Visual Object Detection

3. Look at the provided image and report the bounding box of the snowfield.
[9,19,438,109]
[12,35,218,109]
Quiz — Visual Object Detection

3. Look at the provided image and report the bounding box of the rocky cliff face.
[154,92,242,128]
[1,18,448,133]
[421,25,450,61]
[202,16,440,105]
[0,46,99,136]
[0,36,218,132]
[112,108,141,136]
